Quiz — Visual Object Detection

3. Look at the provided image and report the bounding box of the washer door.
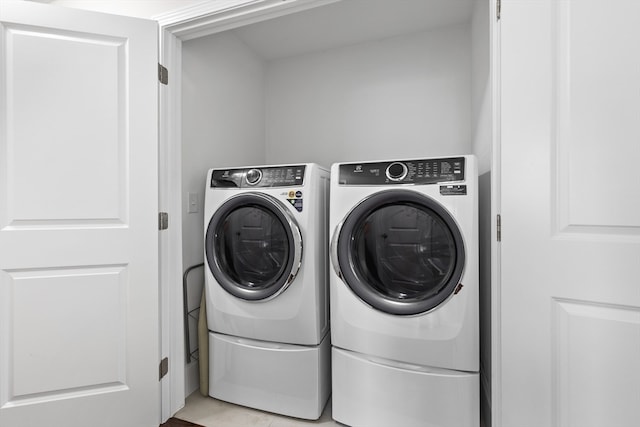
[206,192,303,301]
[332,190,465,315]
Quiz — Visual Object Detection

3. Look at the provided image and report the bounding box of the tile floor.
[174,390,485,427]
[173,392,340,427]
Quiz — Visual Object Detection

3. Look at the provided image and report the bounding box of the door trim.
[490,0,502,426]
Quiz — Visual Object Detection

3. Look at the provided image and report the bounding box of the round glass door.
[206,193,302,301]
[334,190,465,315]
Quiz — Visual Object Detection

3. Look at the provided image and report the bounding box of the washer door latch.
[454,283,464,295]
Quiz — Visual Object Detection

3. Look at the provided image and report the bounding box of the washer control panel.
[338,157,465,185]
[211,165,306,188]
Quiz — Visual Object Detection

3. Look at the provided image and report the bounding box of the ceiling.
[232,0,474,60]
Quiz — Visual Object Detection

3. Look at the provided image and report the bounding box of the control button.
[245,168,262,185]
[385,162,408,181]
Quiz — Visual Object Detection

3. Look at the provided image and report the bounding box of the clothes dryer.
[204,163,330,420]
[329,156,479,427]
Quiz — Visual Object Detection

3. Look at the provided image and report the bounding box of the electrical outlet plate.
[188,192,199,213]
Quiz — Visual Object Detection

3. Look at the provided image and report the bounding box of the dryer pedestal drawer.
[332,347,479,427]
[208,331,330,420]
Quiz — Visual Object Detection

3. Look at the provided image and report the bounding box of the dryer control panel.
[211,165,306,188]
[338,157,465,185]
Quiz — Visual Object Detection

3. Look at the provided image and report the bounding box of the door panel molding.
[551,0,640,238]
[552,298,640,427]
[2,265,128,407]
[1,24,129,229]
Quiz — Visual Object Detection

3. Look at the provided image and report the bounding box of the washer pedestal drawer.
[332,347,479,427]
[208,331,331,420]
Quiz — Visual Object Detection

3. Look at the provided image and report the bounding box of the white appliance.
[329,156,479,427]
[204,163,331,420]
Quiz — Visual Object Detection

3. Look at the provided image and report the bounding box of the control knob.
[385,162,408,181]
[246,168,262,185]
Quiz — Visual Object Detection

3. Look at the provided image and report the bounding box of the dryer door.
[206,192,303,301]
[332,190,465,315]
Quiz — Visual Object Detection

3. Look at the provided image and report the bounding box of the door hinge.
[497,214,502,242]
[159,212,169,230]
[159,357,169,380]
[158,64,168,85]
[497,0,501,20]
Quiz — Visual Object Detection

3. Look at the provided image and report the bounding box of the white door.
[499,1,640,426]
[0,2,159,426]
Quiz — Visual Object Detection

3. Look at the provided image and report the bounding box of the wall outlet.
[187,192,199,214]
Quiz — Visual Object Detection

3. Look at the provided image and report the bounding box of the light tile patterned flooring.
[174,392,340,427]
[175,390,486,427]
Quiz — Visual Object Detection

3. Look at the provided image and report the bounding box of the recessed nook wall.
[264,25,471,166]
[180,0,492,398]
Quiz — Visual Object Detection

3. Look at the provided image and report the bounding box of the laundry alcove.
[156,0,493,425]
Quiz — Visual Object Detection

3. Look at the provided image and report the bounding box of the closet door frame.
[154,0,342,421]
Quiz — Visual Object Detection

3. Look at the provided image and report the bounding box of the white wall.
[265,24,472,167]
[182,30,266,271]
[181,31,265,394]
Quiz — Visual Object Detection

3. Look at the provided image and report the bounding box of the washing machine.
[204,163,331,420]
[329,156,479,427]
